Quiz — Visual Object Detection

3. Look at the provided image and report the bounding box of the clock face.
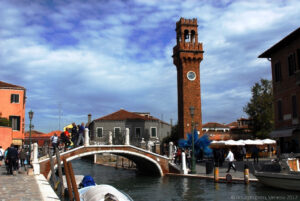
[187,71,196,81]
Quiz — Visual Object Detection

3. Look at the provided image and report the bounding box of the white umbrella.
[211,140,225,145]
[262,139,276,144]
[225,140,245,146]
[254,139,264,145]
[244,139,263,145]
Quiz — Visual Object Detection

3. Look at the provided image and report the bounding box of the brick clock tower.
[173,18,204,139]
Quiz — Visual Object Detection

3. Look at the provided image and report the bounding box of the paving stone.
[0,165,44,201]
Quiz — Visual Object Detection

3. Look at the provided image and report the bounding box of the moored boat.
[254,155,300,191]
[76,175,134,201]
[79,184,134,201]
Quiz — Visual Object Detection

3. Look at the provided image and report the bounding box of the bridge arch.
[65,150,163,176]
[39,146,171,179]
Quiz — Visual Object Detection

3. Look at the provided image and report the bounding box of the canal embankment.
[0,164,58,201]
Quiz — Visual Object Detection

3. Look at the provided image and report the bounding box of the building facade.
[89,109,171,147]
[173,18,204,139]
[0,81,26,148]
[259,27,300,153]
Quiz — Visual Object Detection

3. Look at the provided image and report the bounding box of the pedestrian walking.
[0,146,4,166]
[71,122,78,147]
[186,149,191,169]
[51,133,59,155]
[252,146,259,164]
[213,149,221,167]
[6,144,19,175]
[77,122,85,146]
[60,130,71,151]
[19,148,26,167]
[225,149,236,173]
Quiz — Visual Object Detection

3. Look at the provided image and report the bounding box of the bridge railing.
[38,128,169,158]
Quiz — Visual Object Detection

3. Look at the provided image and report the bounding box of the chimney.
[88,114,92,124]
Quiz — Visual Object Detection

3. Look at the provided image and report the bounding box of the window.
[292,95,297,118]
[9,116,20,130]
[288,53,296,76]
[274,62,282,82]
[114,127,121,137]
[135,127,141,138]
[11,94,19,103]
[97,127,103,138]
[151,127,157,137]
[277,100,283,121]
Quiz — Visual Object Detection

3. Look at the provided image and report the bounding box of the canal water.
[72,159,300,201]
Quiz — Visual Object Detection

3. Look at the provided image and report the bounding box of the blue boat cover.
[81,175,96,187]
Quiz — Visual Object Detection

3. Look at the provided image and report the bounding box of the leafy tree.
[244,79,274,139]
[162,124,180,145]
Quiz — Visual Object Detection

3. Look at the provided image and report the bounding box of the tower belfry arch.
[172,18,204,139]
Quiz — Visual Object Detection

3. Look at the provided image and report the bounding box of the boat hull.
[255,172,300,191]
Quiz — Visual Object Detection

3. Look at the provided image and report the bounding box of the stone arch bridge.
[38,145,179,179]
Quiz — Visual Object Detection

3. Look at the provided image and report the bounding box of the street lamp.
[189,106,196,174]
[28,110,34,165]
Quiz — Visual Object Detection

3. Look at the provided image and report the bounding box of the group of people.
[174,147,192,168]
[50,122,86,153]
[0,145,28,175]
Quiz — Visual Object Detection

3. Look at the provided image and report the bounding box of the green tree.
[162,124,180,145]
[244,79,274,139]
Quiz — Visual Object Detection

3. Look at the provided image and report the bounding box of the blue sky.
[1,0,300,132]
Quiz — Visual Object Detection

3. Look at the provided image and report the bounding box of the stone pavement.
[194,158,270,179]
[0,163,43,201]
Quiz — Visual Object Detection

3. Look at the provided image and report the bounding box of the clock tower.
[173,18,204,139]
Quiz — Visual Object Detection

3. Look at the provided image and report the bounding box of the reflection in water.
[214,182,219,191]
[182,178,188,197]
[72,159,300,201]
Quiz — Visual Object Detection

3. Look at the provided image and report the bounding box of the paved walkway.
[0,164,43,201]
[169,158,272,181]
[195,158,266,179]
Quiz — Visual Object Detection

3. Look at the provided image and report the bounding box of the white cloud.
[1,0,299,132]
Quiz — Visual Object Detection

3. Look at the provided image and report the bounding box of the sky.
[1,0,300,133]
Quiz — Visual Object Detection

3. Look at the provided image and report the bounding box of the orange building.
[0,81,26,148]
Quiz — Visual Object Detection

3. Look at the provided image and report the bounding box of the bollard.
[84,128,89,146]
[169,142,173,160]
[244,164,249,184]
[140,138,146,149]
[108,131,113,145]
[32,143,40,175]
[181,152,188,174]
[214,166,219,182]
[125,128,130,145]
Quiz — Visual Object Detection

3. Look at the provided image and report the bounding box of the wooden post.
[55,149,65,196]
[244,164,249,184]
[63,159,73,201]
[68,162,80,201]
[49,147,57,188]
[214,166,219,183]
[115,156,119,169]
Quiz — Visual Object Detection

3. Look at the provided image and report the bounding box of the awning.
[270,129,295,138]
[12,139,23,145]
